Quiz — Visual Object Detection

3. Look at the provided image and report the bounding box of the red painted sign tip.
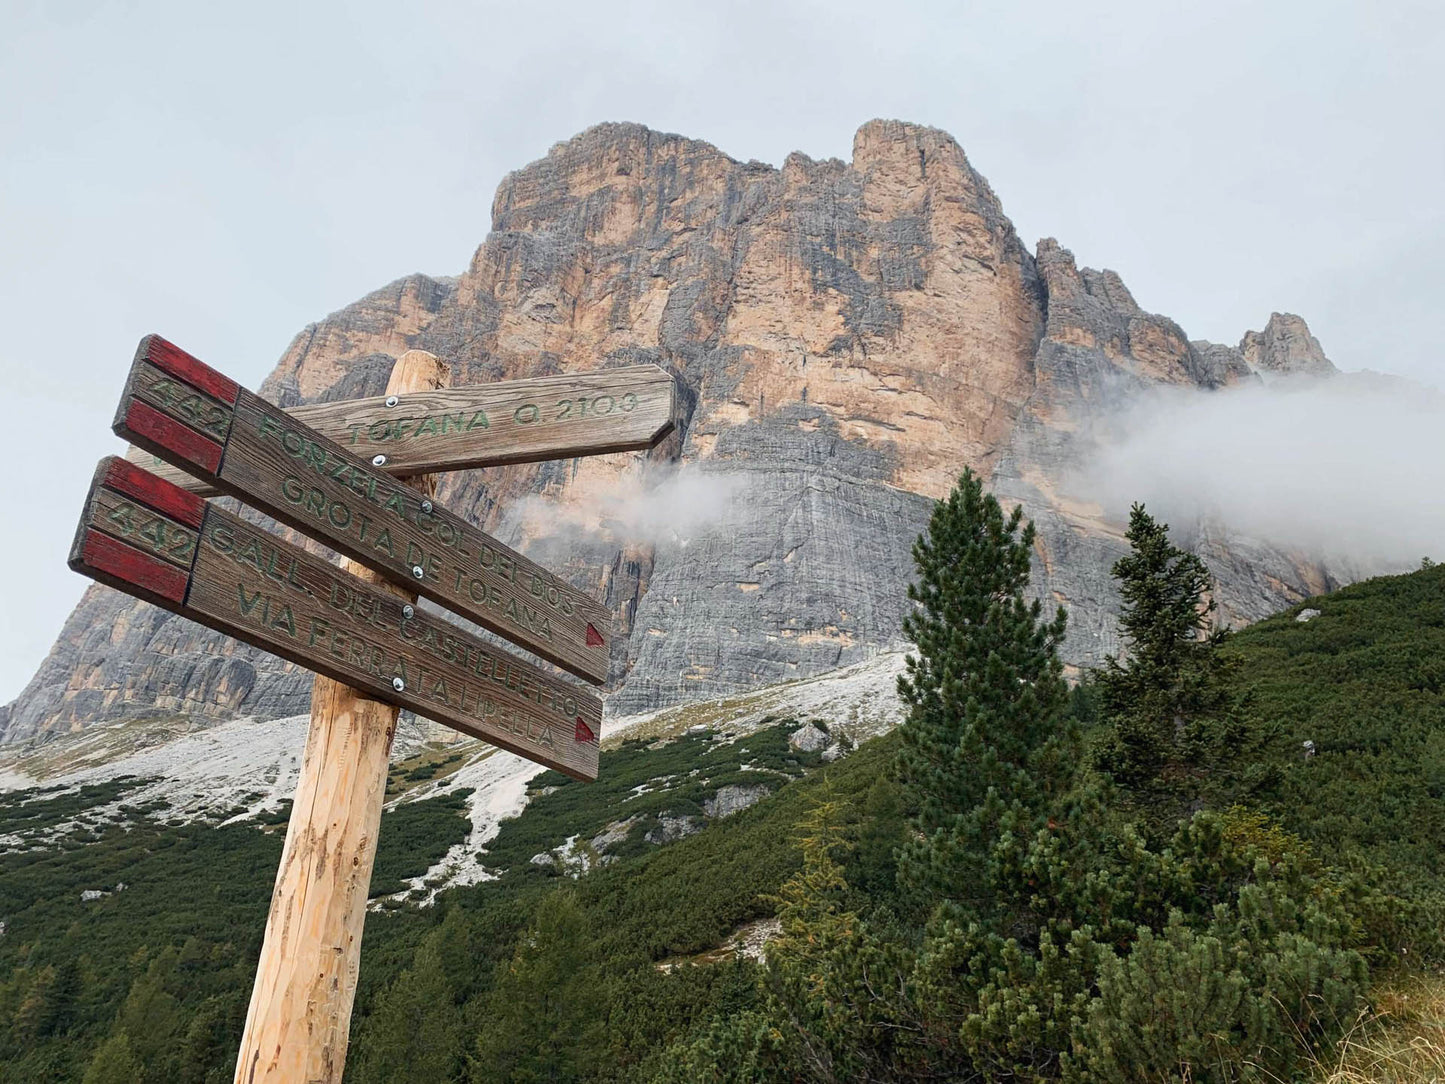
[101,455,206,529]
[575,717,596,744]
[75,529,189,605]
[136,334,240,405]
[121,399,224,476]
[585,623,604,647]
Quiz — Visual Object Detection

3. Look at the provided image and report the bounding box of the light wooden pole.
[234,349,449,1084]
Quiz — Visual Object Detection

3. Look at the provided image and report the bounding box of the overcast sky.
[1,0,1441,703]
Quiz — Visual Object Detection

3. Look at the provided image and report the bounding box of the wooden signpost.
[114,335,614,684]
[124,363,676,495]
[70,455,602,779]
[67,334,679,1083]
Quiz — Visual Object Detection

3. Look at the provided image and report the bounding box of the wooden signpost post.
[67,334,679,1083]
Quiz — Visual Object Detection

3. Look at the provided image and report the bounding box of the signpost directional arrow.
[113,335,612,684]
[70,456,602,780]
[125,361,677,496]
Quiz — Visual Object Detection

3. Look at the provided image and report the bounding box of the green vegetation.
[653,485,1373,1083]
[368,787,474,898]
[0,788,472,1080]
[0,479,1441,1081]
[1225,559,1445,961]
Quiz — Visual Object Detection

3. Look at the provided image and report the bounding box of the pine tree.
[351,941,463,1084]
[895,467,1075,923]
[1093,504,1247,816]
[82,1032,143,1084]
[470,889,603,1083]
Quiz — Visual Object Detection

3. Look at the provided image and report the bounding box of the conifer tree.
[764,797,865,1081]
[352,942,462,1084]
[470,889,603,1083]
[895,468,1074,921]
[759,795,931,1082]
[82,1033,143,1084]
[1093,504,1245,814]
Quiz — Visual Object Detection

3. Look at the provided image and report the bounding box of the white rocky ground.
[0,649,909,895]
[605,648,908,747]
[372,746,546,906]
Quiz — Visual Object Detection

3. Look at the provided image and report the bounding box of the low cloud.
[1065,372,1445,571]
[513,465,745,547]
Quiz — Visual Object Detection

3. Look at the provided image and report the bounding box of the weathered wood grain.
[113,334,613,685]
[69,456,602,780]
[237,349,437,1084]
[88,485,199,569]
[123,360,676,495]
[101,454,207,528]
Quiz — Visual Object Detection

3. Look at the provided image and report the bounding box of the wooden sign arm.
[125,360,678,496]
[111,334,614,685]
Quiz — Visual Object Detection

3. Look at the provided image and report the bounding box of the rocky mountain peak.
[1240,312,1336,377]
[4,121,1354,745]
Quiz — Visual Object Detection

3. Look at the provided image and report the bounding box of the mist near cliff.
[1065,372,1445,571]
[513,467,745,548]
[508,372,1445,573]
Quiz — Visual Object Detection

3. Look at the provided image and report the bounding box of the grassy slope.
[1,564,1441,1080]
[1226,562,1445,898]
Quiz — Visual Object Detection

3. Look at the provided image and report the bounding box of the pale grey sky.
[2,0,1441,702]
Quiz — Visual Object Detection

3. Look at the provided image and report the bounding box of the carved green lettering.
[237,539,265,573]
[107,504,134,532]
[273,604,296,638]
[237,584,263,616]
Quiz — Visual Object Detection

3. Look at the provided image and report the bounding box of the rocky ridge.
[4,119,1344,744]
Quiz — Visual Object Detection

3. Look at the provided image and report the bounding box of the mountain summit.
[4,120,1343,743]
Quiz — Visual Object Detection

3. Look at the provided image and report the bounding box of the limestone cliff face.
[1,120,1347,742]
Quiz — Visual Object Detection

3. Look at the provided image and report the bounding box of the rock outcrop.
[4,120,1349,744]
[703,784,773,819]
[1240,313,1337,378]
